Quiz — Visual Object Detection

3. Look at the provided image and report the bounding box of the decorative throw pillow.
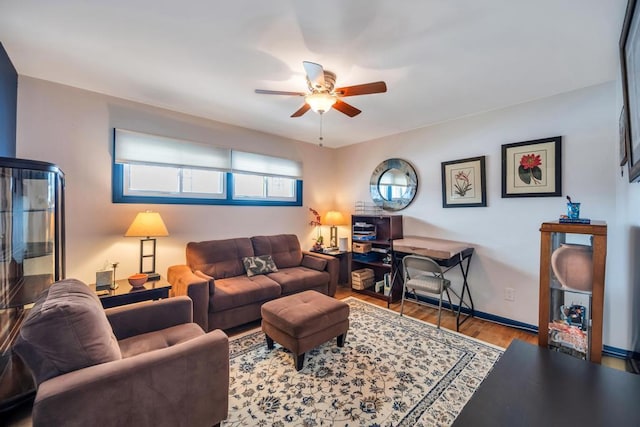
[242,255,278,277]
[13,278,122,385]
[301,255,328,271]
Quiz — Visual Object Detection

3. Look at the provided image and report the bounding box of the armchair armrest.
[33,329,229,427]
[106,296,193,340]
[302,251,339,296]
[167,264,212,331]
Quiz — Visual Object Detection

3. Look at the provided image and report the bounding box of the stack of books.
[558,217,590,224]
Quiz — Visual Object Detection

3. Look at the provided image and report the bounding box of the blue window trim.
[112,163,303,206]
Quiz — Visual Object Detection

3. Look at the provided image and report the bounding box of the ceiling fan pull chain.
[318,114,324,146]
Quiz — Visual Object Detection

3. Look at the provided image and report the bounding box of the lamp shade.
[324,211,346,226]
[305,92,337,113]
[125,211,169,237]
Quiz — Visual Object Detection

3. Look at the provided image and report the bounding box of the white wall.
[16,77,336,285]
[16,76,636,352]
[335,82,630,350]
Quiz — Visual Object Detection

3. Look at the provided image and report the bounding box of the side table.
[313,250,351,286]
[89,277,172,309]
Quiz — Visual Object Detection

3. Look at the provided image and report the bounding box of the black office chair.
[400,255,459,328]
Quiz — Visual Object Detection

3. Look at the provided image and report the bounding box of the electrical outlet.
[504,287,515,301]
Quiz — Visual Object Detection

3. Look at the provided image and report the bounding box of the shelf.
[353,287,395,302]
[351,259,390,269]
[351,214,403,306]
[352,238,391,245]
[549,281,593,296]
[539,220,606,363]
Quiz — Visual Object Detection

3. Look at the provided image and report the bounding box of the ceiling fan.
[255,61,387,118]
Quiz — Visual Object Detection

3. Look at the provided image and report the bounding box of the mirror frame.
[369,158,418,211]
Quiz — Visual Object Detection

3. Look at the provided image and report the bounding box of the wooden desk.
[393,236,475,331]
[89,277,171,309]
[453,340,640,426]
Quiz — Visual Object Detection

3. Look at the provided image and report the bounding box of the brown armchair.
[13,279,229,427]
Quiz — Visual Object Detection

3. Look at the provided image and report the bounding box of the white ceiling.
[0,0,629,148]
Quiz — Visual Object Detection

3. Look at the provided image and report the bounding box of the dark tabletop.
[453,339,640,427]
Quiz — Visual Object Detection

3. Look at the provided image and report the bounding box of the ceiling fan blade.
[255,89,306,96]
[334,81,387,97]
[291,103,311,118]
[303,61,326,90]
[332,99,361,117]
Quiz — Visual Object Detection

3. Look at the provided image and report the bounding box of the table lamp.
[324,211,346,250]
[125,211,169,281]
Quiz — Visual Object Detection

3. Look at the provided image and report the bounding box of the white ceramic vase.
[550,243,593,291]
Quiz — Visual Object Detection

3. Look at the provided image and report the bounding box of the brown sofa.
[168,234,339,331]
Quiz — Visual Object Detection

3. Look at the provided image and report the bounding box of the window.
[112,129,302,206]
[233,173,297,201]
[124,164,225,198]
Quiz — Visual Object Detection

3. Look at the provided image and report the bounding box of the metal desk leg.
[455,253,475,331]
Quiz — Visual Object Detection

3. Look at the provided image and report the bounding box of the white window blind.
[231,151,302,178]
[114,129,231,170]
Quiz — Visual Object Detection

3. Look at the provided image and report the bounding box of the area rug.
[223,298,503,426]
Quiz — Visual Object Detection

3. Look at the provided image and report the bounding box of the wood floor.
[336,287,626,371]
[335,287,537,349]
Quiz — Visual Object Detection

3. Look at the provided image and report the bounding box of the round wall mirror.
[370,158,418,211]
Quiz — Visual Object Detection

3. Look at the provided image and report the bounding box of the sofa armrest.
[167,265,212,331]
[302,251,339,296]
[106,296,193,340]
[33,329,229,427]
[189,271,213,332]
[167,264,206,296]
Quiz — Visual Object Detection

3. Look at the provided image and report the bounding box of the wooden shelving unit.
[350,214,403,306]
[538,220,607,363]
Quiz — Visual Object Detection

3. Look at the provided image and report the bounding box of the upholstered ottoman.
[261,290,349,370]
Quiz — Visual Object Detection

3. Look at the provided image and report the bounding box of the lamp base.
[145,272,161,281]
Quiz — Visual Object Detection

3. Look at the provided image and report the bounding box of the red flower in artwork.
[520,154,542,170]
[518,153,542,185]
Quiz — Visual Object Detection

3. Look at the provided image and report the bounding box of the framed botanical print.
[501,136,562,198]
[621,105,629,166]
[441,156,486,208]
[620,0,640,181]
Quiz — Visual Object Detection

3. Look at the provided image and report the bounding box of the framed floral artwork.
[441,156,486,208]
[501,136,562,198]
[621,105,629,167]
[621,0,640,181]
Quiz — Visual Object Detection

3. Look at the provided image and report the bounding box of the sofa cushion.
[242,255,279,277]
[209,275,282,312]
[187,238,254,279]
[301,255,328,271]
[266,267,330,295]
[13,279,122,385]
[251,234,303,269]
[118,323,205,358]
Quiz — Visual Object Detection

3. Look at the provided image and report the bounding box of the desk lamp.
[125,211,169,281]
[324,211,346,250]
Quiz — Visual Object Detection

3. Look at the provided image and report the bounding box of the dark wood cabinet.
[350,214,403,306]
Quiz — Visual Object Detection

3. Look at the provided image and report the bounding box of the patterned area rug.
[224,298,503,426]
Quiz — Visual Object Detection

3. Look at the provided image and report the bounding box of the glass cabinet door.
[546,231,593,359]
[0,157,65,411]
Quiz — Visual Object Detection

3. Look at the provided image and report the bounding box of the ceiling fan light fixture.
[305,92,337,114]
